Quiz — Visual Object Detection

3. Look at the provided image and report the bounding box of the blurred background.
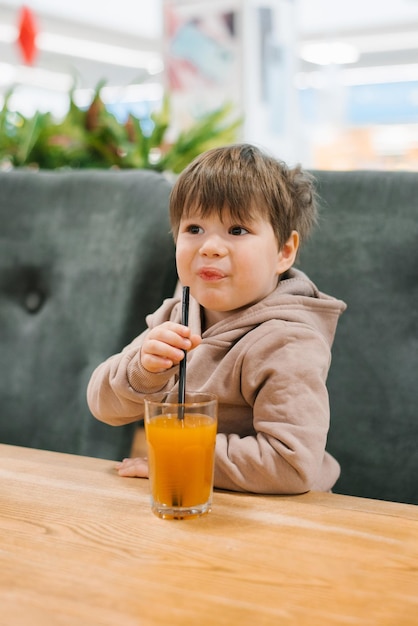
[2,0,418,170]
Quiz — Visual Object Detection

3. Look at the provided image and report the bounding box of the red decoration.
[17,6,38,65]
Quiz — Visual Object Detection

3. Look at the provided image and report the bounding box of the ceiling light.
[0,62,73,91]
[38,33,163,74]
[300,42,360,66]
[342,63,418,85]
[73,83,164,107]
[0,62,15,85]
[296,62,418,89]
[0,25,163,74]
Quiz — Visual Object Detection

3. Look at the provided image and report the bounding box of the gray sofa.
[1,167,417,505]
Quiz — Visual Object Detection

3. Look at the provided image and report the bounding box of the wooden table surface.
[1,443,417,626]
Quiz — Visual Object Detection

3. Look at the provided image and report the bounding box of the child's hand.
[141,321,202,373]
[115,457,149,478]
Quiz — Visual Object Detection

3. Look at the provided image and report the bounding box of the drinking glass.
[144,391,218,520]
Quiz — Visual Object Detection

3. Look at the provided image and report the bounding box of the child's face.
[176,209,298,314]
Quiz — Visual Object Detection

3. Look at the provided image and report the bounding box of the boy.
[87,143,346,494]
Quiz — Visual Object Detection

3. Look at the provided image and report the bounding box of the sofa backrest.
[0,169,177,461]
[298,170,418,505]
[1,166,417,505]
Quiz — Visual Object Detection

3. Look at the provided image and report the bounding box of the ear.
[276,230,299,274]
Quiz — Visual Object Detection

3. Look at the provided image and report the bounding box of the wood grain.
[1,444,417,626]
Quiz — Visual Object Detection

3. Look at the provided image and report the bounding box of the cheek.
[175,245,192,277]
[175,241,185,262]
[237,249,280,284]
[238,243,276,270]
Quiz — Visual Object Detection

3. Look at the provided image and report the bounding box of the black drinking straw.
[178,286,190,418]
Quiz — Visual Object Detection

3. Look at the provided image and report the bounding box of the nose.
[199,234,227,257]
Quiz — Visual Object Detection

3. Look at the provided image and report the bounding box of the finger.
[116,456,148,468]
[144,338,186,362]
[189,333,203,350]
[116,457,149,478]
[141,350,177,373]
[148,323,192,350]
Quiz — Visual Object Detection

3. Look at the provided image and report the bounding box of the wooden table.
[1,444,417,626]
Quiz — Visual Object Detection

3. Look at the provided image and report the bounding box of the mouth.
[197,268,226,281]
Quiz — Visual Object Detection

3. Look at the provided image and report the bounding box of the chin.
[199,294,230,311]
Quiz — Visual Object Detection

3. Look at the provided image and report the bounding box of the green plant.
[0,82,242,172]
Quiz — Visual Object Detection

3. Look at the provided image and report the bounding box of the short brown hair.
[169,143,317,249]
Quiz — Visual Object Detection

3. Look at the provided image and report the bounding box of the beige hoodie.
[87,268,346,494]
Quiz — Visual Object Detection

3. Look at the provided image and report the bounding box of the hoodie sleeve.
[213,321,340,494]
[86,298,181,425]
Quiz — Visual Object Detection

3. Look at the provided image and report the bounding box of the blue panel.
[347,82,418,124]
[298,81,418,125]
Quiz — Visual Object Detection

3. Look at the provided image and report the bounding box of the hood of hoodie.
[186,268,347,349]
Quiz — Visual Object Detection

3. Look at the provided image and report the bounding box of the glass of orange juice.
[144,391,218,520]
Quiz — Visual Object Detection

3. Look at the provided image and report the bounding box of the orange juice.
[146,413,217,513]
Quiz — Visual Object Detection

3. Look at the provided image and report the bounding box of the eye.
[229,225,249,236]
[186,224,204,234]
